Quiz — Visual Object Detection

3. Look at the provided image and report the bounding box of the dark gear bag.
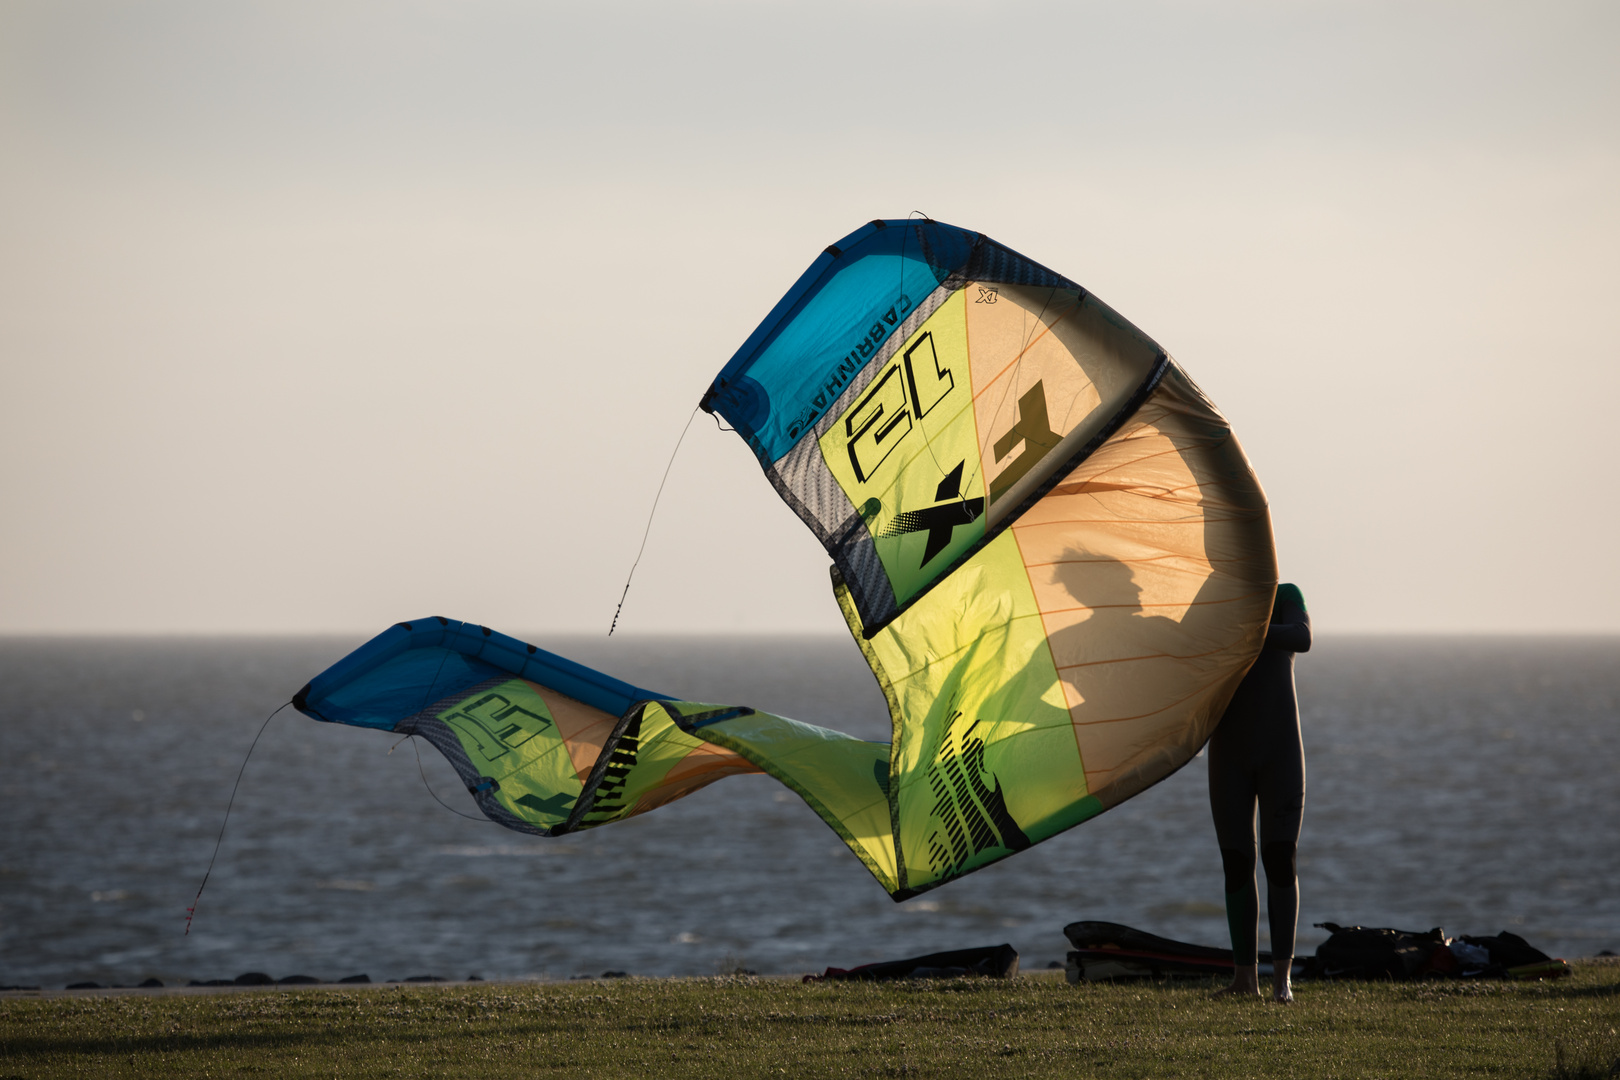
[1457,932,1568,979]
[1306,922,1453,980]
[809,944,1019,983]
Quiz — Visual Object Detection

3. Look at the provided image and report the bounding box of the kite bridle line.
[183,700,291,936]
[387,628,498,823]
[608,404,701,636]
[408,735,490,823]
[187,633,461,937]
[391,725,498,824]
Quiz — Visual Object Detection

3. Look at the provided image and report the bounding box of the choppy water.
[0,634,1615,988]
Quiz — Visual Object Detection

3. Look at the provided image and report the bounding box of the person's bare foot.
[1213,963,1261,999]
[1271,963,1294,1004]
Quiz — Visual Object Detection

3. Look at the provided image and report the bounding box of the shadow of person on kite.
[1041,548,1225,811]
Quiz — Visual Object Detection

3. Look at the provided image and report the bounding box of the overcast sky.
[1,0,1616,636]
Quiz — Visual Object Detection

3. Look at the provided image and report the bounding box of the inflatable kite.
[294,218,1277,899]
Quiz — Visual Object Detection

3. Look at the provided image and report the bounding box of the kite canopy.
[294,218,1277,899]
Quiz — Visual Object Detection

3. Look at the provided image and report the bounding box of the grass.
[1,964,1616,1079]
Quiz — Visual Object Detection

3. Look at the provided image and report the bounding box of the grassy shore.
[2,964,1617,1079]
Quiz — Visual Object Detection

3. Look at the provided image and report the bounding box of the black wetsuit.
[1207,583,1309,967]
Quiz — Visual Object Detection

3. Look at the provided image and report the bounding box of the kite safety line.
[184,700,290,935]
[608,405,700,636]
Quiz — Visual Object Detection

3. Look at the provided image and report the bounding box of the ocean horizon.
[2,633,1615,988]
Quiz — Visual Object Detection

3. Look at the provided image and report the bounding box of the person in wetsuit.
[1208,582,1310,1003]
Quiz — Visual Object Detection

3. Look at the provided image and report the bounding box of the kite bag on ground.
[1063,921,1305,983]
[808,944,1019,982]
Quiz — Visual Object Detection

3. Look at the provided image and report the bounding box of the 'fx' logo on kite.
[878,461,985,567]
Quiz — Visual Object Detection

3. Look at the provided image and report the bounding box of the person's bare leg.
[1213,963,1261,998]
[1212,845,1261,998]
[1261,840,1299,1004]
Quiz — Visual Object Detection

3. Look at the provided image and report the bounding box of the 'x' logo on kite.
[975,286,999,304]
[878,461,986,567]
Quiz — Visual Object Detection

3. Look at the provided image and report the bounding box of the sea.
[1,634,1616,988]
